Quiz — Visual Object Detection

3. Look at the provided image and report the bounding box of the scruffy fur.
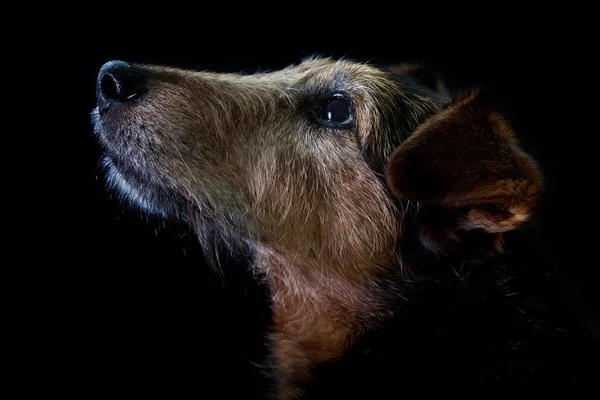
[92,57,595,398]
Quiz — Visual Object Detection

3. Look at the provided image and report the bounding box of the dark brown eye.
[320,95,352,126]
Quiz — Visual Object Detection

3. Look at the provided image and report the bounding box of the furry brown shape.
[89,57,586,399]
[387,90,543,254]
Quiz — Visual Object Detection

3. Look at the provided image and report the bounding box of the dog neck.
[241,157,403,397]
[252,239,402,399]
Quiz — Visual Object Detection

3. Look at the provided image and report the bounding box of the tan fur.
[94,58,442,398]
[93,58,541,398]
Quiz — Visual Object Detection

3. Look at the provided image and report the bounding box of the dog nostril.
[96,60,146,107]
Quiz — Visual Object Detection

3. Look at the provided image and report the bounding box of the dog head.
[91,57,541,267]
[91,57,447,268]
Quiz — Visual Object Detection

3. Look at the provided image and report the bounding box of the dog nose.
[96,60,146,109]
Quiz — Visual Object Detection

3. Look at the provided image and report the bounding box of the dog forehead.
[275,58,379,83]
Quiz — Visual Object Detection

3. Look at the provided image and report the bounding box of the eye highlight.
[319,94,353,126]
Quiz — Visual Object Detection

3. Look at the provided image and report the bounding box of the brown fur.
[386,91,543,254]
[93,58,542,398]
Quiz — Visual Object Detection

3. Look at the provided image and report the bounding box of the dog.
[91,56,594,398]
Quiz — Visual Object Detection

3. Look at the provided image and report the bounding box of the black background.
[6,2,595,397]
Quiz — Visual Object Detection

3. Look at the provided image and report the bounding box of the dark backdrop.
[5,3,594,397]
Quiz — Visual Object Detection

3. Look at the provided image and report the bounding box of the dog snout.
[96,60,146,110]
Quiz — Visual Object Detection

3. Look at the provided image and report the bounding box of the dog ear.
[386,90,543,235]
[386,63,450,97]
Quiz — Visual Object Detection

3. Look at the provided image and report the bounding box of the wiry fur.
[92,58,447,397]
[92,56,595,398]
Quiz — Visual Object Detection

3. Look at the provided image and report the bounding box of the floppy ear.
[386,90,543,236]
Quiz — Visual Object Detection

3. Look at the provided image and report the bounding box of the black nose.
[96,60,146,109]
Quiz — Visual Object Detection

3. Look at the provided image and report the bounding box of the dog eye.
[320,95,353,126]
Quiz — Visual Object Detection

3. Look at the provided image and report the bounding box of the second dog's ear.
[386,91,543,234]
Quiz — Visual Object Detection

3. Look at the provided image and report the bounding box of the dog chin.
[101,155,170,218]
